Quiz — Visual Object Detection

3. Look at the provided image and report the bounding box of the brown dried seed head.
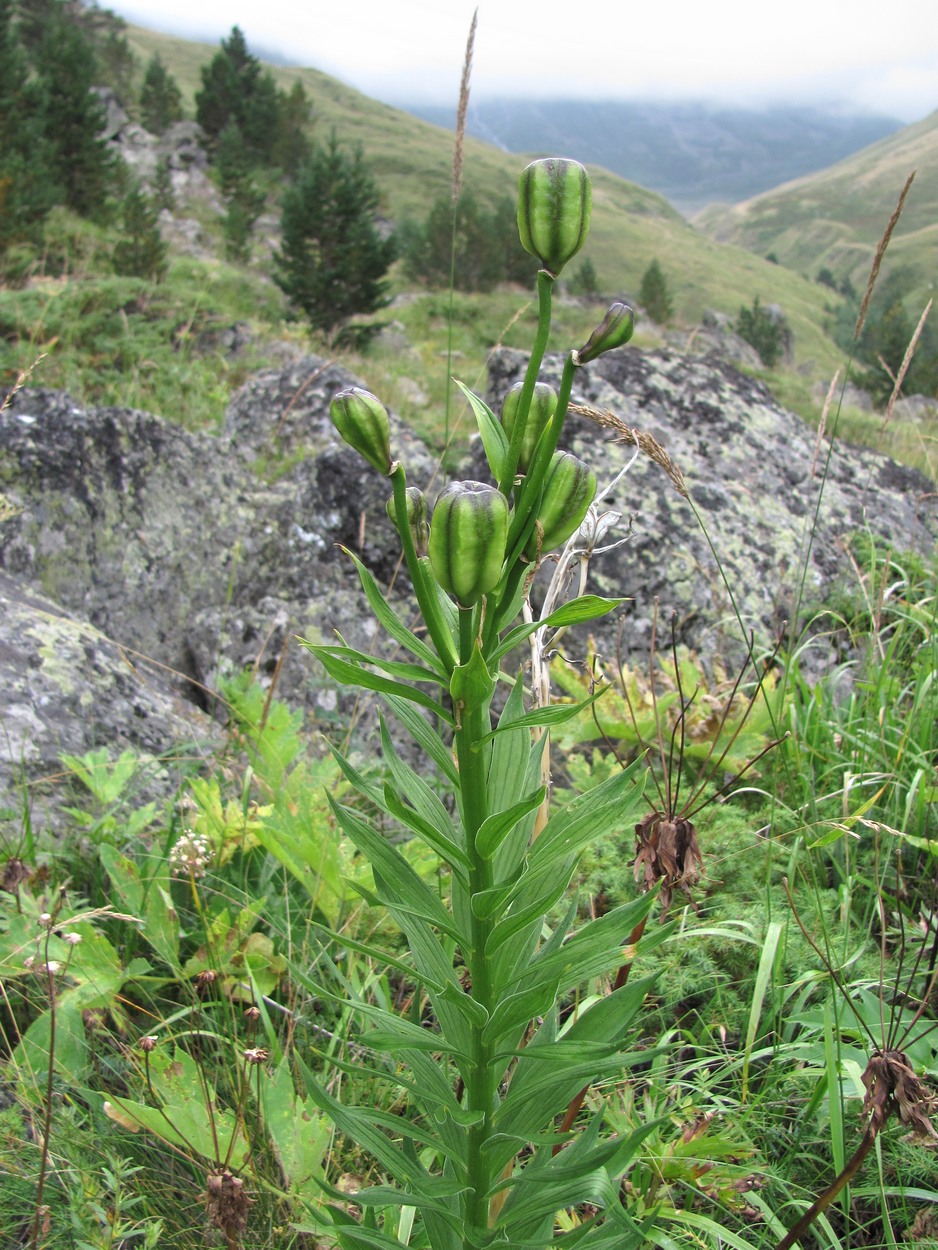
[204,1168,252,1243]
[139,1035,159,1053]
[243,1047,269,1066]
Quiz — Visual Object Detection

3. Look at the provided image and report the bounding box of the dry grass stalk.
[0,353,47,416]
[452,9,478,203]
[882,298,933,430]
[854,170,916,340]
[570,400,688,497]
[810,369,839,480]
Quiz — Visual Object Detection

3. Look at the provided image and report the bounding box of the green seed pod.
[517,158,592,277]
[574,302,635,366]
[525,451,597,558]
[428,480,509,608]
[387,487,429,556]
[501,381,557,474]
[330,387,392,475]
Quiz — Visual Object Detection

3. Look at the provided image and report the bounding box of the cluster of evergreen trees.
[0,0,121,256]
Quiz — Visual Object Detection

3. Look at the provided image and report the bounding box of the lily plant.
[302,158,663,1250]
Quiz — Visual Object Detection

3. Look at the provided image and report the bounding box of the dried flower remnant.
[242,1046,269,1066]
[862,1048,938,1143]
[633,812,703,914]
[205,1167,252,1249]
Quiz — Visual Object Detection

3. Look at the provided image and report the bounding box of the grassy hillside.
[6,19,930,475]
[695,110,938,305]
[122,21,845,382]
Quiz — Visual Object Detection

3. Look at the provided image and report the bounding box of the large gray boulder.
[1,348,934,830]
[486,346,935,667]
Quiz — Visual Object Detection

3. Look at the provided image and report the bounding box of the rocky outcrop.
[486,346,935,668]
[1,348,935,830]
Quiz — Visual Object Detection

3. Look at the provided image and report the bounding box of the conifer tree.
[112,184,167,281]
[273,135,396,340]
[140,54,184,135]
[0,0,55,257]
[195,25,280,165]
[639,258,673,324]
[215,122,266,262]
[272,81,314,172]
[36,13,119,218]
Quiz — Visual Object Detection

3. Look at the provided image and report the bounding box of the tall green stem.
[390,463,457,671]
[497,269,555,498]
[453,618,498,1242]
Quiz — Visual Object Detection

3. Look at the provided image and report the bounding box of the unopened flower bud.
[573,302,635,365]
[525,451,597,558]
[329,388,392,476]
[501,381,557,474]
[517,158,591,277]
[387,487,429,556]
[428,481,509,608]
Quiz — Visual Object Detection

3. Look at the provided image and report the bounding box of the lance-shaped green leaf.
[475,788,545,860]
[379,715,467,865]
[296,1056,435,1190]
[477,685,610,745]
[304,643,453,725]
[383,784,471,872]
[529,756,646,871]
[455,379,508,482]
[342,547,444,675]
[491,595,627,663]
[327,796,463,941]
[383,692,458,785]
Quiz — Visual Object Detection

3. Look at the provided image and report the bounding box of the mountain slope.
[406,98,902,214]
[121,23,845,376]
[695,110,938,300]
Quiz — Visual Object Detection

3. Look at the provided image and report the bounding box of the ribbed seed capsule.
[574,302,635,365]
[428,481,509,608]
[329,388,392,475]
[517,158,592,277]
[387,487,429,556]
[501,381,557,474]
[525,451,597,558]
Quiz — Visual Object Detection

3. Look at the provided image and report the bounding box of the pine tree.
[215,122,266,262]
[112,184,167,281]
[36,14,119,219]
[140,54,184,135]
[0,0,56,258]
[736,296,784,367]
[195,25,279,165]
[273,135,396,340]
[639,258,673,324]
[272,81,314,173]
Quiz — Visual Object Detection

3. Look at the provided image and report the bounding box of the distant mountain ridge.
[694,109,938,304]
[405,98,903,214]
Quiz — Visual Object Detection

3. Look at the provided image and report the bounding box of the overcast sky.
[108,0,937,122]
